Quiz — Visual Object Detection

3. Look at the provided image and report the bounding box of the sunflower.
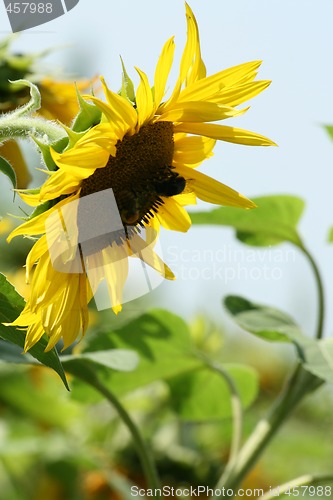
[6,3,275,352]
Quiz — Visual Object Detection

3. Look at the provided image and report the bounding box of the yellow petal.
[15,190,41,206]
[102,244,129,314]
[84,78,137,136]
[6,304,38,327]
[26,234,48,282]
[173,134,216,168]
[176,61,262,103]
[60,308,82,351]
[24,320,45,353]
[158,101,247,123]
[7,194,79,242]
[209,80,271,107]
[128,234,175,280]
[184,2,206,85]
[51,144,110,173]
[173,191,197,206]
[39,170,81,201]
[75,123,118,154]
[176,164,256,208]
[101,76,137,130]
[79,272,90,336]
[161,2,203,109]
[135,67,154,127]
[156,197,192,232]
[154,36,175,108]
[174,122,277,146]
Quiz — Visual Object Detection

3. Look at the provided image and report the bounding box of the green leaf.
[167,364,259,421]
[70,309,204,402]
[0,367,80,428]
[61,349,139,372]
[31,136,57,170]
[224,295,333,384]
[72,89,102,133]
[224,295,302,342]
[191,195,305,247]
[0,273,69,389]
[120,57,136,103]
[298,338,333,384]
[327,226,333,243]
[324,125,333,141]
[0,340,35,364]
[0,155,16,188]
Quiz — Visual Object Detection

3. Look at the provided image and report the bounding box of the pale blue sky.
[1,0,333,337]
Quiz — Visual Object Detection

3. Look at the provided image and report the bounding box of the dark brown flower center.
[78,121,185,251]
[81,121,186,225]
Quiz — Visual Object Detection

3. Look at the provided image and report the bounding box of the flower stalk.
[214,364,322,494]
[212,243,326,496]
[0,79,66,144]
[66,361,162,497]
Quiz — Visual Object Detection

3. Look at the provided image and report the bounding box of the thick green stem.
[0,116,66,143]
[300,246,325,339]
[213,365,322,495]
[212,242,326,496]
[66,362,161,497]
[206,360,243,483]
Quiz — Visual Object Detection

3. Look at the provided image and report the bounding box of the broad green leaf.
[300,338,333,384]
[324,125,333,141]
[70,309,204,403]
[0,155,16,188]
[167,364,259,421]
[224,295,333,384]
[0,340,35,364]
[191,195,305,247]
[0,367,80,428]
[224,295,302,342]
[0,273,69,389]
[61,349,139,372]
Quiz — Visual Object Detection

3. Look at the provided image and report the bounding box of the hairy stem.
[0,116,66,143]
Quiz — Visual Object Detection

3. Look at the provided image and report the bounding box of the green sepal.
[31,134,68,170]
[31,136,56,170]
[27,200,53,222]
[0,155,16,189]
[120,56,136,103]
[72,87,102,133]
[7,79,41,115]
[58,123,87,149]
